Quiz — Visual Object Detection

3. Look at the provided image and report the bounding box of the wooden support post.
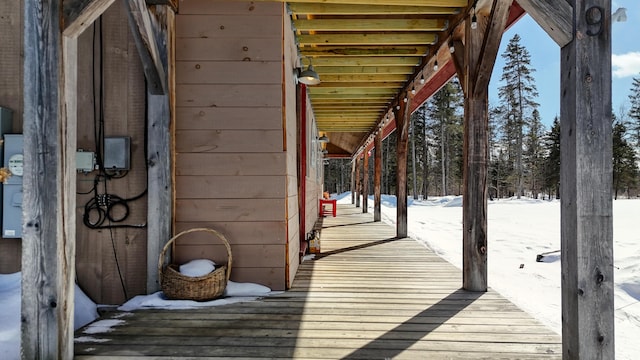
[351,159,356,204]
[374,131,382,222]
[355,156,361,207]
[460,0,512,292]
[362,149,369,213]
[395,97,410,238]
[22,1,76,357]
[560,1,614,358]
[145,5,174,293]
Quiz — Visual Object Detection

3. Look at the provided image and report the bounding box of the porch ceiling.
[288,0,472,155]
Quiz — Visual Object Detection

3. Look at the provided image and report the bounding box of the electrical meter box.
[3,134,23,238]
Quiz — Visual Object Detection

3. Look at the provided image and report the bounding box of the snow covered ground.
[335,193,640,360]
[1,195,639,359]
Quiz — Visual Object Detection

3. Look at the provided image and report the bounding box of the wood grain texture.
[461,5,489,293]
[176,61,282,84]
[176,175,286,198]
[175,199,285,222]
[175,153,286,175]
[175,129,283,153]
[176,15,282,38]
[175,106,282,130]
[374,131,383,222]
[178,0,282,15]
[22,0,74,358]
[146,5,174,294]
[176,84,282,107]
[517,0,572,47]
[75,204,561,359]
[560,1,614,358]
[395,97,410,238]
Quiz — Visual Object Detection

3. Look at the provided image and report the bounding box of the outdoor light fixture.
[411,84,416,95]
[433,60,439,71]
[317,135,329,143]
[298,58,321,85]
[403,94,408,103]
[449,40,455,53]
[419,73,425,85]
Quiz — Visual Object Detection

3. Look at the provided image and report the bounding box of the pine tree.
[426,78,463,196]
[497,34,539,198]
[524,109,545,198]
[612,120,639,199]
[543,117,561,199]
[628,75,640,148]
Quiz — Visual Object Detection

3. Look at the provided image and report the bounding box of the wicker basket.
[158,228,233,301]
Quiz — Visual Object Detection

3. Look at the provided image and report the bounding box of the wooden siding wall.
[174,0,290,290]
[283,12,301,287]
[0,1,23,273]
[74,4,148,305]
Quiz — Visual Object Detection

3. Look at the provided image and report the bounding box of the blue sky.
[488,0,640,128]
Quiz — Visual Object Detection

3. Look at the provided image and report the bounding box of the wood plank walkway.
[74,203,561,359]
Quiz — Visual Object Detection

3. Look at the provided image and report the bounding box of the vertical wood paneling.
[73,4,148,305]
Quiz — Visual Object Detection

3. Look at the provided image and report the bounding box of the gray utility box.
[3,134,22,238]
[0,107,14,238]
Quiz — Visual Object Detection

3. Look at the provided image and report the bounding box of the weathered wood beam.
[355,157,361,207]
[289,3,461,15]
[362,149,370,213]
[560,1,614,358]
[146,5,174,293]
[124,0,166,95]
[516,0,573,47]
[395,96,410,238]
[462,3,490,292]
[23,0,76,358]
[351,159,356,204]
[374,131,383,222]
[63,0,115,36]
[145,0,178,11]
[298,33,438,46]
[472,0,513,98]
[293,18,447,32]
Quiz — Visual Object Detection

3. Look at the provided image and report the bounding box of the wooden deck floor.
[74,203,561,359]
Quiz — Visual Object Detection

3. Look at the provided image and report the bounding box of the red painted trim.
[359,2,526,155]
